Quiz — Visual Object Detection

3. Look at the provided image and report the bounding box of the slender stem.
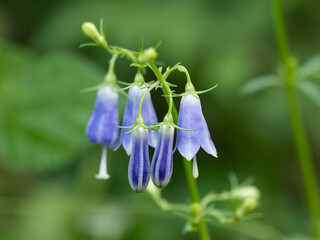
[108,53,118,73]
[286,84,320,238]
[272,0,290,68]
[149,63,211,240]
[271,0,320,237]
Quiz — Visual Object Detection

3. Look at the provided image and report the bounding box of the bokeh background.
[1,0,320,239]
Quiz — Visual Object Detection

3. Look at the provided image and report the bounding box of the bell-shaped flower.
[86,85,120,148]
[176,92,217,161]
[86,84,119,180]
[151,123,175,188]
[128,126,150,192]
[121,84,158,155]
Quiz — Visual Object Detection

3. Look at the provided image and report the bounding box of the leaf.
[297,80,320,108]
[283,234,316,240]
[240,75,281,96]
[298,54,320,81]
[0,43,104,172]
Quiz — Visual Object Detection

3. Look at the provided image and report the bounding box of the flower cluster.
[82,22,217,192]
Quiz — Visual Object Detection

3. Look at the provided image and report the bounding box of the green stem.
[149,63,211,240]
[272,0,320,237]
[286,84,320,238]
[108,53,118,73]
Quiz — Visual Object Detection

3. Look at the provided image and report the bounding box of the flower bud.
[151,124,174,188]
[128,127,150,192]
[82,22,104,43]
[233,186,260,199]
[138,48,158,63]
[236,197,258,217]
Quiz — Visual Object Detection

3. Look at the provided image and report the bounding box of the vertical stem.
[286,84,320,238]
[149,63,211,240]
[184,160,211,240]
[271,0,320,237]
[272,0,290,68]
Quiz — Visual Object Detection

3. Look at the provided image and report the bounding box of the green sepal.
[80,83,106,93]
[195,84,218,95]
[79,42,98,48]
[118,80,132,86]
[172,123,195,131]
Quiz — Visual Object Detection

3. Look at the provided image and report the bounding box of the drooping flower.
[86,84,119,179]
[176,92,217,161]
[128,126,150,192]
[151,124,174,187]
[86,85,120,148]
[120,84,158,155]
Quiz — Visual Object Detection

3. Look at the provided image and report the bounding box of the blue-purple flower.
[120,84,158,155]
[86,85,120,148]
[86,84,119,180]
[176,93,217,161]
[128,126,150,192]
[151,124,174,187]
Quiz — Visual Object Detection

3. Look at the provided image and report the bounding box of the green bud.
[138,47,158,63]
[233,186,260,199]
[82,22,104,43]
[236,197,258,217]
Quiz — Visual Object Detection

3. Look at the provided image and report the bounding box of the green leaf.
[240,75,281,96]
[0,44,103,172]
[297,80,320,108]
[298,54,320,81]
[283,234,316,240]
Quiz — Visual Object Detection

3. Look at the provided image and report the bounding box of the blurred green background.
[1,0,320,239]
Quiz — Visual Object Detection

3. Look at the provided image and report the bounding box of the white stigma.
[95,145,110,180]
[192,155,199,179]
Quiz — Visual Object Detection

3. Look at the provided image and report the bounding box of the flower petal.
[128,127,150,192]
[86,86,119,148]
[151,125,174,187]
[121,85,158,155]
[120,86,141,155]
[176,94,202,160]
[199,115,217,158]
[177,93,217,159]
[141,92,158,148]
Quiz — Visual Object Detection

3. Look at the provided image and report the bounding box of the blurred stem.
[149,63,211,240]
[272,0,320,237]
